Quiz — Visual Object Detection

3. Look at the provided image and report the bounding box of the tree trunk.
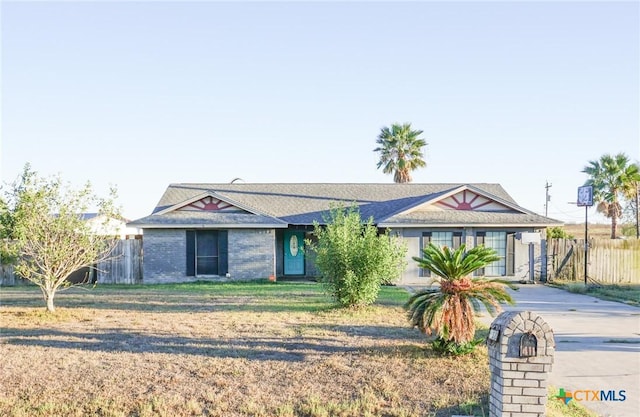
[45,290,56,313]
[611,215,617,239]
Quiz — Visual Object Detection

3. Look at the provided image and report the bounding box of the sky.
[1,0,638,224]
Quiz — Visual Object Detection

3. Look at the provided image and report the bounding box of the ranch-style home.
[128,183,562,285]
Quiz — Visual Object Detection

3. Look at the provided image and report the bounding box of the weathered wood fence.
[97,237,143,284]
[547,238,640,284]
[0,237,143,286]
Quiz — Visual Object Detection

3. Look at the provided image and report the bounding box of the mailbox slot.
[519,332,538,357]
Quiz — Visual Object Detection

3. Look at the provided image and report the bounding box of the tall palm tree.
[374,122,427,183]
[582,153,640,239]
[621,166,640,239]
[405,244,515,351]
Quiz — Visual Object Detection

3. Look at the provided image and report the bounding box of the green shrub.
[547,226,574,239]
[306,204,407,308]
[431,337,484,356]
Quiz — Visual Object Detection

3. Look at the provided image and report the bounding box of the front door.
[284,231,305,275]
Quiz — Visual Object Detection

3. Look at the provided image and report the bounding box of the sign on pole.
[577,185,594,207]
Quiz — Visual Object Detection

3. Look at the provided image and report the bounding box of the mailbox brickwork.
[487,311,554,417]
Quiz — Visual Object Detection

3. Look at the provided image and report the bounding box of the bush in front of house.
[306,204,407,308]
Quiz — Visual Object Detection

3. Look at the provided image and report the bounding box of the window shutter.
[506,232,515,276]
[218,230,228,275]
[186,230,195,276]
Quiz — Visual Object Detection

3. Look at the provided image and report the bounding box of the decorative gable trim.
[377,184,537,223]
[179,195,238,212]
[154,191,279,220]
[434,189,507,211]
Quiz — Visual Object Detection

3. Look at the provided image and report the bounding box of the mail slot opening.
[519,332,538,357]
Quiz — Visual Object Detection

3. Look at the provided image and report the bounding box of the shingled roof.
[128,183,561,228]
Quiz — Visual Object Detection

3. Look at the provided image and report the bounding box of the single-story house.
[81,213,141,238]
[128,183,562,285]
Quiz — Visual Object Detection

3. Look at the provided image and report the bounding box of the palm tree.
[627,182,640,239]
[405,244,515,351]
[619,160,640,239]
[582,153,640,239]
[374,122,427,183]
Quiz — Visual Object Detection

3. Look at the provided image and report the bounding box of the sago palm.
[374,122,427,183]
[405,243,515,346]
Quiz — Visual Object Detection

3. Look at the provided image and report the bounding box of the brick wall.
[143,228,276,283]
[143,229,187,283]
[228,229,275,279]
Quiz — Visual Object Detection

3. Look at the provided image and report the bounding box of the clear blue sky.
[1,1,638,224]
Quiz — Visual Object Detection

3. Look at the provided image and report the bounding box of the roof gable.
[434,188,507,211]
[177,195,247,213]
[130,183,561,229]
[391,185,532,217]
[156,191,259,216]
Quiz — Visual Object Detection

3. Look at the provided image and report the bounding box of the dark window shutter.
[218,230,228,275]
[186,230,195,276]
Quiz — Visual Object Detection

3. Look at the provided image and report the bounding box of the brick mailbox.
[487,311,555,417]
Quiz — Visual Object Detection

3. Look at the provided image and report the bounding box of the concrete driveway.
[478,283,640,417]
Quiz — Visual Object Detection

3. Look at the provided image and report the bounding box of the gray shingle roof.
[129,183,562,228]
[128,211,287,228]
[380,210,557,227]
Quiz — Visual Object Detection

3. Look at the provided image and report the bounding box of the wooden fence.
[0,237,143,286]
[97,237,143,284]
[547,238,640,284]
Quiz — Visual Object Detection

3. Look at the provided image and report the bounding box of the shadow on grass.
[0,282,413,314]
[1,321,462,362]
[0,327,367,362]
[0,287,337,313]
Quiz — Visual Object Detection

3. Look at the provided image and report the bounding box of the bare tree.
[0,164,121,312]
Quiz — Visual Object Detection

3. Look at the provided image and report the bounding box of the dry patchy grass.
[0,281,493,417]
[551,280,640,306]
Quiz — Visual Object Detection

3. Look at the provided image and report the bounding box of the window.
[420,231,463,277]
[196,231,219,275]
[484,231,506,276]
[186,230,228,276]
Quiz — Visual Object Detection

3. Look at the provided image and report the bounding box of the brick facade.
[228,229,275,280]
[142,228,276,283]
[142,229,187,284]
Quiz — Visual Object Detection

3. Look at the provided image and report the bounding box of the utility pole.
[545,181,552,217]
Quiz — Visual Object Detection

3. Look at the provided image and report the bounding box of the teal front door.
[284,231,305,275]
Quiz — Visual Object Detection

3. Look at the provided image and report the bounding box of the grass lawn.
[0,280,578,417]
